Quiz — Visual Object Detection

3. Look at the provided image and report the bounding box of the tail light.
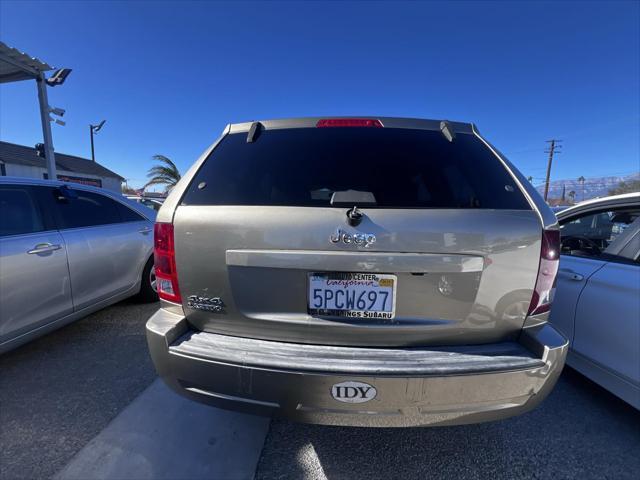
[154,222,181,303]
[316,118,383,128]
[528,229,561,316]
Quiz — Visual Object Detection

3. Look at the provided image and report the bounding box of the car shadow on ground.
[255,368,640,480]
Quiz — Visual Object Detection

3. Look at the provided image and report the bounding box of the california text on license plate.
[307,273,397,319]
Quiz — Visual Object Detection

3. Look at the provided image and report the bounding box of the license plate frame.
[307,272,397,319]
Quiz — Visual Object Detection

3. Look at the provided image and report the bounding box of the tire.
[137,257,159,303]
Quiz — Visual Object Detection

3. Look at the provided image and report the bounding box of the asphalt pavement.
[1,300,639,480]
[0,300,159,480]
[256,368,640,480]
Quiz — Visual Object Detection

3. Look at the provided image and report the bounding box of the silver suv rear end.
[146,117,567,427]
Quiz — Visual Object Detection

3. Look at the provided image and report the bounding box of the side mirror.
[54,185,79,202]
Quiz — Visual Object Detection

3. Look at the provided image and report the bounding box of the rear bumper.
[146,309,567,427]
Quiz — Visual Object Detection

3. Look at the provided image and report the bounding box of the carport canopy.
[0,41,53,83]
[0,41,60,178]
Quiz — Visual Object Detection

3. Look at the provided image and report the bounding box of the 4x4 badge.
[187,295,225,312]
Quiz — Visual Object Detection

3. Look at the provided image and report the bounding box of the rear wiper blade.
[330,189,377,207]
[330,190,377,227]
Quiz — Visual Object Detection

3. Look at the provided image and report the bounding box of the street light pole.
[35,67,72,179]
[36,73,57,179]
[89,120,106,162]
[90,124,95,162]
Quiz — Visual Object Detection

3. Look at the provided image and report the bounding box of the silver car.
[0,177,157,353]
[126,195,164,212]
[146,117,568,427]
[550,192,640,409]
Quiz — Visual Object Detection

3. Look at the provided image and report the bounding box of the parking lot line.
[54,379,270,480]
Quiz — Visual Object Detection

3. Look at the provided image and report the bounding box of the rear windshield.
[182,127,530,209]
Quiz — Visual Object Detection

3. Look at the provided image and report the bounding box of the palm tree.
[578,176,585,202]
[145,155,181,192]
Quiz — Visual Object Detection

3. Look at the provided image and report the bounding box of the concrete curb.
[54,379,270,480]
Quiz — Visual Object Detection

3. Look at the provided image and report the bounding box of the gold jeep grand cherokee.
[146,117,567,427]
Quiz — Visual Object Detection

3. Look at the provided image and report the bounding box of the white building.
[0,141,123,192]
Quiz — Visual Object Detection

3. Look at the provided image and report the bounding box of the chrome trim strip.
[184,386,280,408]
[226,249,485,273]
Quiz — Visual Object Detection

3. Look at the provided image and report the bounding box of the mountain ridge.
[534,172,639,202]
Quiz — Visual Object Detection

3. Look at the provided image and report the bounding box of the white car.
[550,192,640,409]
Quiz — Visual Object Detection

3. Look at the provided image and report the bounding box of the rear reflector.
[528,229,560,316]
[316,118,383,128]
[154,222,181,304]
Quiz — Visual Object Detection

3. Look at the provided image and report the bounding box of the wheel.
[137,256,159,303]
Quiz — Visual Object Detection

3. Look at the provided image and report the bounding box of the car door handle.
[138,226,152,234]
[559,268,584,281]
[27,243,62,255]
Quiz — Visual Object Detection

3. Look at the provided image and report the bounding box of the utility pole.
[543,139,562,201]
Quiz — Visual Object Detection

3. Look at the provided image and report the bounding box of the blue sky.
[1,0,638,190]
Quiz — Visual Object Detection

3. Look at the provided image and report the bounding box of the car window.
[182,128,531,209]
[55,190,123,229]
[140,199,161,211]
[0,186,44,237]
[117,202,146,221]
[559,208,640,258]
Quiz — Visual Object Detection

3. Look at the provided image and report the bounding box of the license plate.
[308,273,397,319]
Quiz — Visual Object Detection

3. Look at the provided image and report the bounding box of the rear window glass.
[117,203,146,222]
[182,128,530,209]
